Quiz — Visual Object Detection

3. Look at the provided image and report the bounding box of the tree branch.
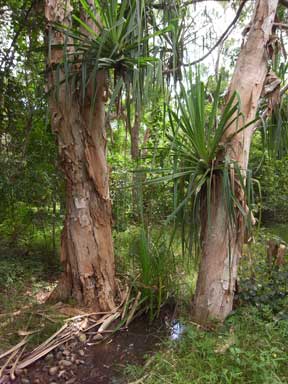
[0,0,36,71]
[279,0,288,7]
[152,0,208,9]
[164,0,247,74]
[273,22,288,30]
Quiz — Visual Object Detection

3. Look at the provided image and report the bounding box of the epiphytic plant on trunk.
[146,70,255,306]
[191,0,279,325]
[149,0,280,325]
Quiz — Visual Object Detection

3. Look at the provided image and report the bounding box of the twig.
[274,22,288,30]
[189,320,213,331]
[27,323,68,357]
[121,287,131,320]
[36,313,58,323]
[82,313,112,332]
[126,292,142,327]
[0,286,141,373]
[0,310,22,318]
[17,334,74,369]
[164,0,247,73]
[0,338,27,378]
[10,344,26,380]
[0,338,28,361]
[65,312,110,322]
[98,312,120,333]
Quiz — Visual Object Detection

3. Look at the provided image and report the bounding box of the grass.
[114,225,197,319]
[0,224,287,384]
[263,223,288,243]
[0,237,63,352]
[125,307,288,384]
[124,227,288,384]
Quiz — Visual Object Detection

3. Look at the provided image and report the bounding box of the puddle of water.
[83,317,185,383]
[17,311,185,384]
[82,317,167,384]
[170,320,185,341]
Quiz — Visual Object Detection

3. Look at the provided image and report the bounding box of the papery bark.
[192,0,279,324]
[45,0,116,310]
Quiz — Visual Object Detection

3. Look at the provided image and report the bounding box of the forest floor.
[0,226,288,384]
[11,315,171,384]
[0,243,174,384]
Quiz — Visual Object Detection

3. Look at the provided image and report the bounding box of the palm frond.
[51,0,171,115]
[144,71,255,260]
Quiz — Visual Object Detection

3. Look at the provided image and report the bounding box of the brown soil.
[10,314,173,384]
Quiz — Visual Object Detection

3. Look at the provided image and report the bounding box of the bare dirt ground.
[8,315,169,384]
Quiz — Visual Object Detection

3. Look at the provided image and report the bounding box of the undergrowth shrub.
[238,229,288,320]
[114,226,178,319]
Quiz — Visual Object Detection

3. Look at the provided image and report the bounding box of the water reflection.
[170,320,185,341]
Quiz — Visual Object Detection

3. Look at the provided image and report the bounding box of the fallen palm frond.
[9,344,26,381]
[0,289,144,379]
[126,291,142,327]
[0,337,28,361]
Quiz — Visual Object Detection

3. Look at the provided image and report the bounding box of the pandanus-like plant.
[146,71,256,258]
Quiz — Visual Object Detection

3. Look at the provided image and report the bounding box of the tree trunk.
[130,109,142,220]
[131,111,140,161]
[192,0,279,324]
[45,0,116,310]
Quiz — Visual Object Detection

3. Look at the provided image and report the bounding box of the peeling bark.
[45,0,116,310]
[131,111,141,161]
[131,110,141,217]
[192,0,279,324]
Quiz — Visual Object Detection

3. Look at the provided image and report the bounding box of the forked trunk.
[45,1,115,310]
[192,0,279,324]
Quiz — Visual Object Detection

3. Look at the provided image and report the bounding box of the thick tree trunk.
[45,1,116,310]
[192,0,279,324]
[193,176,244,323]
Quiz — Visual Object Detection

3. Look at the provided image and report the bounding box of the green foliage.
[0,1,63,248]
[115,226,178,319]
[125,308,288,384]
[261,90,288,160]
[123,231,288,384]
[168,71,240,166]
[0,241,60,293]
[0,236,62,349]
[55,0,169,116]
[258,157,288,222]
[260,49,288,159]
[239,267,288,320]
[249,134,288,222]
[129,228,177,318]
[238,229,288,319]
[1,3,288,378]
[71,0,158,67]
[146,71,254,257]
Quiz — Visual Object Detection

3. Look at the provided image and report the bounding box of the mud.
[11,312,184,384]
